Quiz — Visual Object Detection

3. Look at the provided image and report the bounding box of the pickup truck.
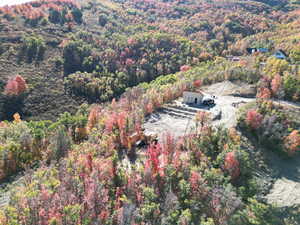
[202,96,216,106]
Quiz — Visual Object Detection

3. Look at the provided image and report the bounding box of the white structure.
[183,91,204,105]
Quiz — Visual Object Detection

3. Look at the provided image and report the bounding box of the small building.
[246,47,269,54]
[183,91,204,105]
[273,50,287,60]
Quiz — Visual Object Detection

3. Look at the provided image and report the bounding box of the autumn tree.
[87,106,101,132]
[257,87,271,99]
[193,80,202,88]
[271,74,284,99]
[180,65,191,72]
[264,57,289,76]
[4,75,27,96]
[195,111,211,130]
[224,151,240,180]
[245,110,263,130]
[284,130,300,155]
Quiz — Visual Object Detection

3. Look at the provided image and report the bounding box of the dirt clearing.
[144,81,256,140]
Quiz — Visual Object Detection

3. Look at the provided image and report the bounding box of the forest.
[0,0,300,224]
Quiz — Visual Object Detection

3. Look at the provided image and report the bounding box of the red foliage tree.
[146,102,154,114]
[245,110,263,130]
[87,106,102,131]
[145,144,164,179]
[4,75,27,96]
[271,74,282,96]
[127,38,137,45]
[125,58,134,66]
[224,151,240,179]
[284,130,300,155]
[189,171,202,191]
[193,79,202,88]
[180,65,191,72]
[257,87,271,99]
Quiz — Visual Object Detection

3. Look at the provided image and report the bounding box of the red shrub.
[4,75,27,96]
[224,151,240,179]
[180,65,191,72]
[146,102,154,114]
[193,79,202,88]
[125,58,134,66]
[245,110,263,129]
[145,144,164,179]
[257,87,271,99]
[271,74,282,96]
[127,38,137,45]
[189,171,202,191]
[87,106,102,131]
[284,130,300,155]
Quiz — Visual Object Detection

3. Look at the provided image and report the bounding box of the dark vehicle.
[202,96,215,106]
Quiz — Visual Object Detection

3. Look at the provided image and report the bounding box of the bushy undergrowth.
[0,67,265,224]
[0,118,255,225]
[238,100,300,156]
[18,35,46,63]
[63,32,203,102]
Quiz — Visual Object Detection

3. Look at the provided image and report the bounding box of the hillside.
[0,0,299,121]
[0,0,300,224]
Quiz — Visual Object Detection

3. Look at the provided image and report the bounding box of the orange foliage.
[271,74,282,96]
[284,130,300,155]
[257,87,271,99]
[87,106,102,132]
[0,0,78,21]
[193,79,202,88]
[13,113,21,123]
[224,151,240,179]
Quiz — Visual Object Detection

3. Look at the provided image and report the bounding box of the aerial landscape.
[0,0,300,224]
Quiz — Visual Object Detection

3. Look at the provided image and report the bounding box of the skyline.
[0,0,34,7]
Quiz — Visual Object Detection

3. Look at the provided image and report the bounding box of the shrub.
[284,130,300,156]
[20,35,46,62]
[245,110,263,130]
[4,75,27,96]
[71,7,83,24]
[63,40,92,74]
[48,127,72,161]
[224,151,240,180]
[283,73,300,101]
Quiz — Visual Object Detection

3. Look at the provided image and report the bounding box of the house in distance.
[246,47,288,60]
[273,50,288,59]
[246,47,269,54]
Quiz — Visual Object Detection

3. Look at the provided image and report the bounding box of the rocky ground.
[264,152,300,207]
